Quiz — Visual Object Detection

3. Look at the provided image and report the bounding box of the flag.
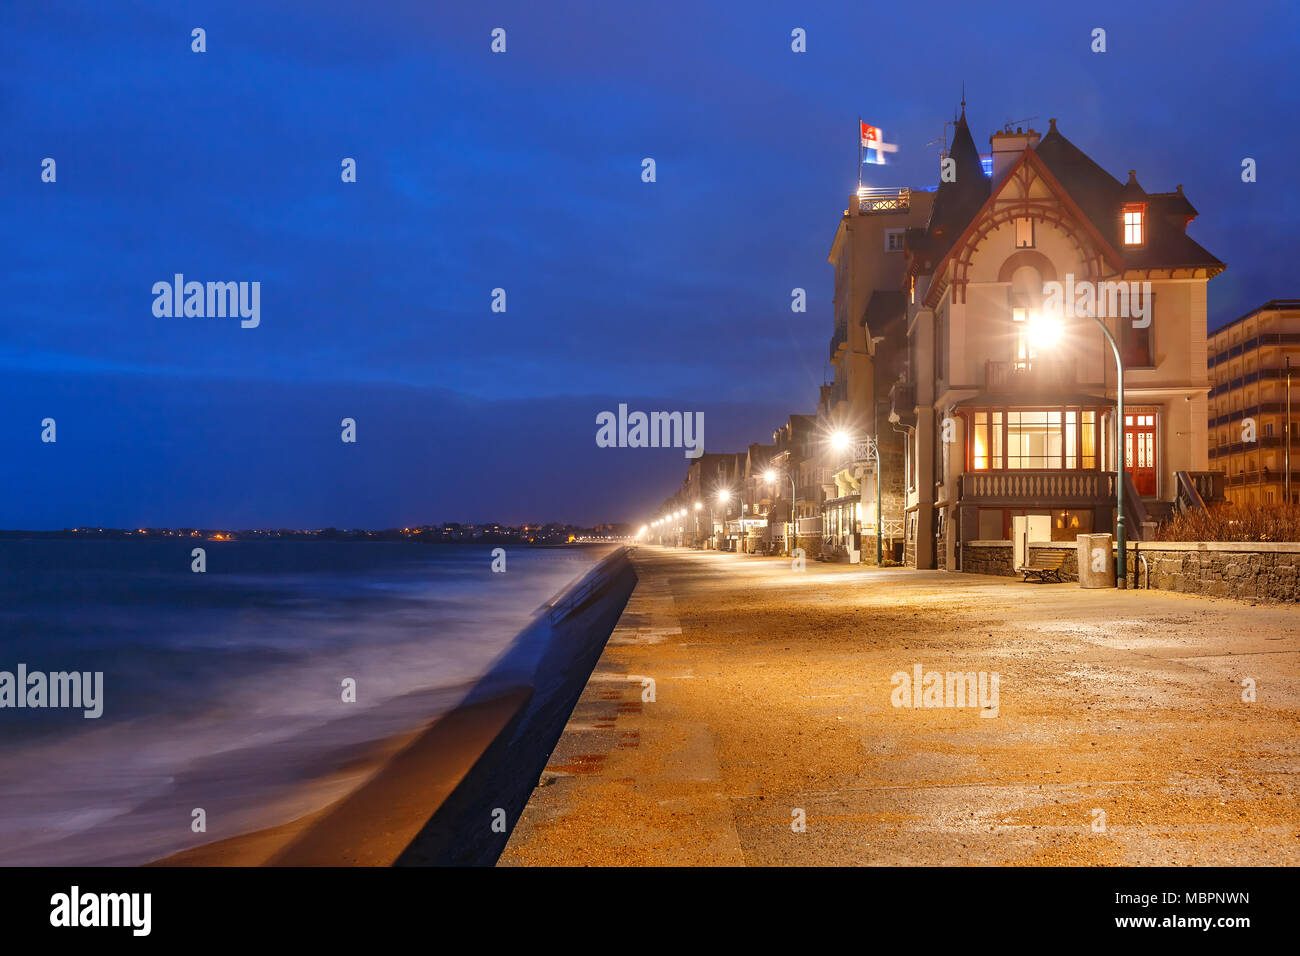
[860,121,898,165]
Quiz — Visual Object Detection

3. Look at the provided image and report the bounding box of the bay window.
[968,407,1101,470]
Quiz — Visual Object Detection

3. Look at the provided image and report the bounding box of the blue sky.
[3,0,1297,527]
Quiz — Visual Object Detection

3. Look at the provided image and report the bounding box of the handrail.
[1121,471,1149,542]
[1174,470,1208,516]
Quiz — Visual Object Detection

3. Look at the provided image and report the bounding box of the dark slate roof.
[918,109,990,267]
[908,114,1224,278]
[1034,123,1224,274]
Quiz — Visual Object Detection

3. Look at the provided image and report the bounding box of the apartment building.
[1207,301,1300,504]
[823,181,934,561]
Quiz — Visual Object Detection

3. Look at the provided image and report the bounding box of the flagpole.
[857,116,863,193]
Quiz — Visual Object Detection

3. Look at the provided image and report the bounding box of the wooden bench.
[1016,549,1068,583]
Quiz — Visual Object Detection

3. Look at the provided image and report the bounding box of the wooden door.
[1124,413,1157,496]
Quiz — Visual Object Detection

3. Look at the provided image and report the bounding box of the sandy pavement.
[499,546,1300,866]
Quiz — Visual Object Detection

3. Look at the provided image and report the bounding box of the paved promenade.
[500,547,1300,866]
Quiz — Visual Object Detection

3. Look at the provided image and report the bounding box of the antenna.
[926,120,955,159]
[1002,115,1039,133]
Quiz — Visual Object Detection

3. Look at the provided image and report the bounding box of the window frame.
[1122,203,1146,246]
[964,405,1105,472]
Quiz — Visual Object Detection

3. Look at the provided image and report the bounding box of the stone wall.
[960,540,1300,604]
[793,534,822,559]
[961,541,1078,579]
[1127,543,1300,603]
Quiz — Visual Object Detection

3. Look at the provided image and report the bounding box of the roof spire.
[960,81,966,119]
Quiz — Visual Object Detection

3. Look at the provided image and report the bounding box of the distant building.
[1208,301,1300,504]
[822,179,934,561]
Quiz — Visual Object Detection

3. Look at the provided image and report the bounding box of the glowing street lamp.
[831,429,882,565]
[1034,304,1128,587]
[717,488,739,552]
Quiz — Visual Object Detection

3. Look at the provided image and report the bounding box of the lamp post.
[694,501,705,548]
[718,488,736,552]
[764,468,798,556]
[831,432,883,564]
[1086,316,1127,589]
[1037,308,1126,587]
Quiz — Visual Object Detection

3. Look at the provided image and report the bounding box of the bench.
[1016,549,1068,583]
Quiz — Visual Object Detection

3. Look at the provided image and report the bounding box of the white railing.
[959,470,1116,501]
[858,187,910,214]
[797,515,823,534]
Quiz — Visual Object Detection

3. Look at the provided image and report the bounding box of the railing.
[1179,470,1225,505]
[858,186,911,214]
[959,470,1116,503]
[985,358,1078,390]
[829,318,849,359]
[1121,471,1152,541]
[797,515,823,535]
[1174,471,1208,517]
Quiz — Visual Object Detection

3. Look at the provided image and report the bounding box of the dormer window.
[1123,203,1145,245]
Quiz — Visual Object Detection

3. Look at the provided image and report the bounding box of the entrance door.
[1125,413,1157,495]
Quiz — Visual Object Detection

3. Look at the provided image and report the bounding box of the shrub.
[1154,502,1300,543]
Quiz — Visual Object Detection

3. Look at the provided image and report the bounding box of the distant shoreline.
[0,530,632,545]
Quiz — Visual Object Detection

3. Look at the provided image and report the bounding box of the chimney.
[989,126,1041,182]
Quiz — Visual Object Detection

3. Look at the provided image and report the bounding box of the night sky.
[4,0,1297,529]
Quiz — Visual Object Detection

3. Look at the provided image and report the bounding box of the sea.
[0,538,610,865]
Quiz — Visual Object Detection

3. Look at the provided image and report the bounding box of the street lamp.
[717,488,737,552]
[764,467,798,556]
[832,430,883,565]
[1042,310,1126,588]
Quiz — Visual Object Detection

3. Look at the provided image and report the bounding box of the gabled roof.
[908,114,1224,292]
[1034,122,1223,274]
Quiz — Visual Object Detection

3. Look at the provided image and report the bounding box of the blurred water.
[0,539,607,865]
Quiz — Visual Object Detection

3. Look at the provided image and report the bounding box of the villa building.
[1207,301,1300,505]
[894,109,1224,570]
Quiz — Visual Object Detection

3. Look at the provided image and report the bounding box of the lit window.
[1014,217,1034,249]
[1123,204,1145,245]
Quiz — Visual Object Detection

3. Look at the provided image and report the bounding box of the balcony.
[857,186,911,215]
[829,316,848,360]
[985,358,1078,391]
[958,469,1116,505]
[889,380,916,428]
